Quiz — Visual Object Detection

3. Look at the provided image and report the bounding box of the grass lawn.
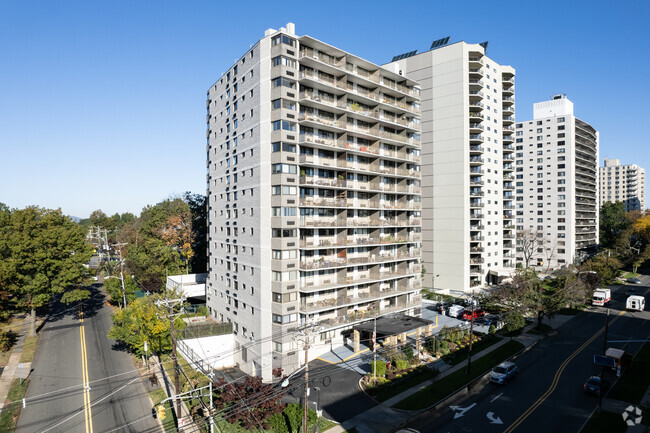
[581,410,627,433]
[0,379,28,432]
[608,342,650,404]
[149,388,177,432]
[448,335,502,366]
[393,340,524,410]
[526,323,553,335]
[20,335,39,363]
[0,317,22,367]
[621,272,640,279]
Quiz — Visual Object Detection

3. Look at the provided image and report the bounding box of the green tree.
[104,275,138,307]
[504,310,525,335]
[582,254,622,285]
[599,202,630,248]
[183,192,207,274]
[107,296,173,355]
[61,288,91,306]
[3,206,92,335]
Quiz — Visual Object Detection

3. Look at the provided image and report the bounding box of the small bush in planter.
[387,373,396,380]
[395,359,408,370]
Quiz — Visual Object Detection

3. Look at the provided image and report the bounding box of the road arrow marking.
[450,403,477,419]
[487,412,503,424]
[490,392,503,403]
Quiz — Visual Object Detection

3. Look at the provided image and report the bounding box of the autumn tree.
[2,206,93,335]
[107,296,174,355]
[633,214,650,242]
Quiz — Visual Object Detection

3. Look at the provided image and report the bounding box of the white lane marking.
[450,402,477,419]
[490,392,503,403]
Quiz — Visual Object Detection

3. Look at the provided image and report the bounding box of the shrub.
[440,340,449,350]
[488,324,496,335]
[505,311,526,334]
[387,373,396,380]
[196,305,208,316]
[0,330,17,352]
[441,348,450,355]
[402,344,414,360]
[395,359,408,370]
[395,374,403,379]
[371,360,386,376]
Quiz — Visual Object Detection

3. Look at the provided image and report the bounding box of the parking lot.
[421,300,503,335]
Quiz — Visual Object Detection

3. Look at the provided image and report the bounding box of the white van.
[447,305,465,318]
[626,295,645,311]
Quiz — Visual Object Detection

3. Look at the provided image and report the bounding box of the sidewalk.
[327,315,571,433]
[0,317,32,413]
[153,354,200,432]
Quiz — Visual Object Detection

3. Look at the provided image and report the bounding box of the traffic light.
[157,405,166,420]
[151,407,157,419]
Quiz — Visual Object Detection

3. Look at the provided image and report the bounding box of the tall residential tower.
[515,95,599,270]
[206,24,422,380]
[385,40,516,293]
[599,158,646,211]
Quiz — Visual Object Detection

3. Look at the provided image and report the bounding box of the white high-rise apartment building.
[206,24,422,380]
[515,95,599,270]
[599,158,646,211]
[385,41,516,293]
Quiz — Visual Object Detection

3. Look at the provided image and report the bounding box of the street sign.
[594,355,616,368]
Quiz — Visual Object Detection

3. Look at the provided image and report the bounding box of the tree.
[600,202,630,248]
[0,203,14,321]
[61,288,91,306]
[3,206,93,335]
[516,229,545,268]
[212,375,287,430]
[104,275,138,307]
[107,296,172,355]
[633,214,650,242]
[582,254,622,285]
[504,310,525,335]
[184,192,207,274]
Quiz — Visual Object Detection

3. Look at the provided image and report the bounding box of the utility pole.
[156,296,185,420]
[599,308,610,411]
[373,317,377,384]
[303,335,310,433]
[466,297,475,375]
[113,242,128,307]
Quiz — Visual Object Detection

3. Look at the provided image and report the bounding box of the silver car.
[490,361,518,384]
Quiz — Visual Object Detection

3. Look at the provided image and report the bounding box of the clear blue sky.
[1,0,648,218]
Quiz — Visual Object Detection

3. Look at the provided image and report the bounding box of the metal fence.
[177,322,233,340]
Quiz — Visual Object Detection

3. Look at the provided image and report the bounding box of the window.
[272,34,296,47]
[271,77,296,89]
[271,56,296,68]
[272,142,296,153]
[271,163,297,174]
[272,207,297,216]
[272,120,296,131]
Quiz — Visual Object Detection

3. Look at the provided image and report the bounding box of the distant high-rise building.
[515,95,599,270]
[599,158,646,211]
[385,40,516,293]
[206,24,422,380]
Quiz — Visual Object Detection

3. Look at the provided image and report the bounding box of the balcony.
[468,56,484,67]
[470,156,484,165]
[503,183,514,190]
[470,235,484,241]
[503,105,514,115]
[470,145,484,154]
[470,201,484,208]
[299,133,343,149]
[470,179,484,186]
[469,90,484,99]
[503,116,514,125]
[469,111,484,120]
[298,112,346,130]
[469,123,484,133]
[470,134,484,143]
[469,68,484,77]
[469,101,484,111]
[299,197,347,208]
[470,167,484,175]
[470,212,484,219]
[299,176,345,188]
[469,79,484,88]
[502,134,514,144]
[470,189,484,197]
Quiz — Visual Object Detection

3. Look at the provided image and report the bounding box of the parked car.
[490,361,518,384]
[583,376,601,396]
[447,304,465,318]
[462,309,485,320]
[395,429,420,433]
[434,302,452,312]
[627,277,641,285]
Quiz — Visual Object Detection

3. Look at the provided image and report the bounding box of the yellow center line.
[503,310,625,433]
[79,312,94,433]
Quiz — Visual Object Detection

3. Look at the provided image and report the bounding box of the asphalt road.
[16,285,161,433]
[403,275,650,433]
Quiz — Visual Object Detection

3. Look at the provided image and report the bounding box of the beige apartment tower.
[599,158,646,211]
[385,41,516,294]
[206,24,422,380]
[515,95,599,270]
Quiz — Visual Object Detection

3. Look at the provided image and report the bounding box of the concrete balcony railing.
[299,197,347,208]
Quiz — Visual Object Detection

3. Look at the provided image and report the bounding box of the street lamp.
[432,274,440,290]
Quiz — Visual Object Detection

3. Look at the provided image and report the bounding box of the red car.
[462,309,485,320]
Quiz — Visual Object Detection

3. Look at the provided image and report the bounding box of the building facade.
[385,41,516,293]
[599,158,646,211]
[515,95,599,270]
[206,24,422,380]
